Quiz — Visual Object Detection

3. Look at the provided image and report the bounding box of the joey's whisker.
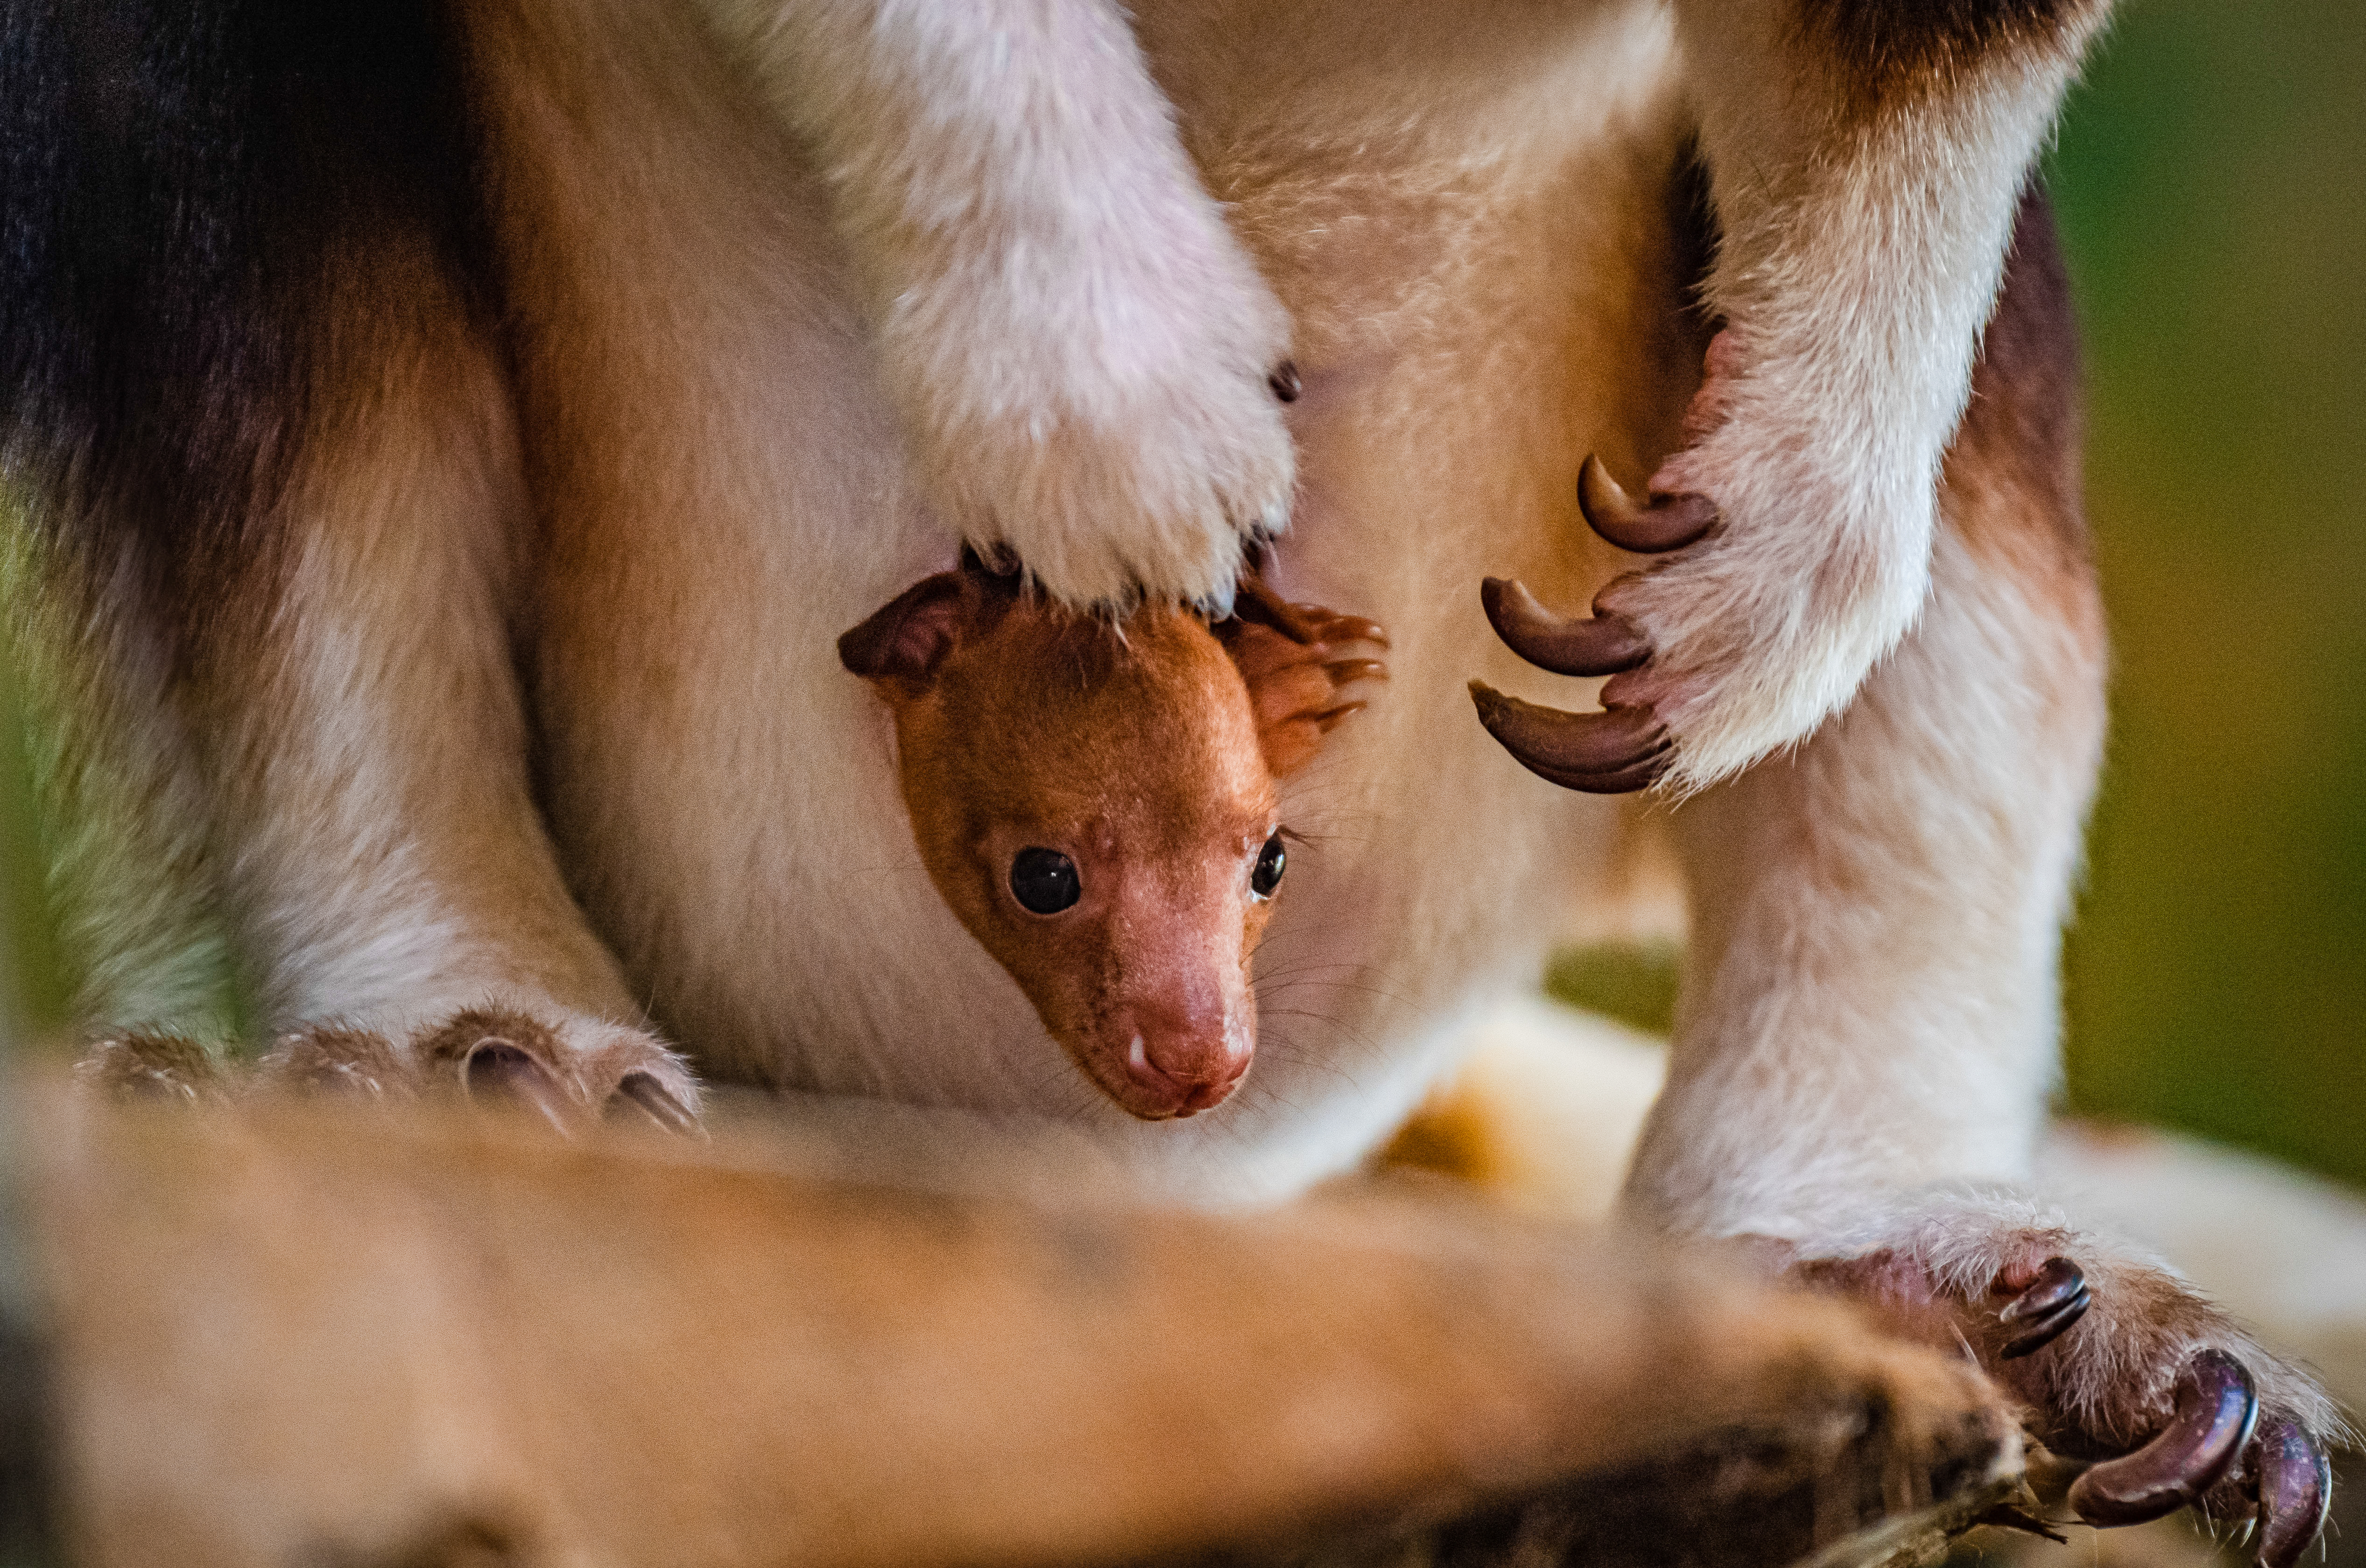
[1258,977,1409,1006]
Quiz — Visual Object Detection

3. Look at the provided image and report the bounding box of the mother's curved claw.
[1996,1256,2091,1359]
[1577,454,1718,555]
[2251,1416,2333,1568]
[613,1071,707,1138]
[2069,1350,2260,1527]
[460,1038,574,1136]
[1467,682,1670,793]
[1480,577,1650,676]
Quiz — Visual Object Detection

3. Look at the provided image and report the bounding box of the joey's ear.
[838,574,971,683]
[840,555,1024,683]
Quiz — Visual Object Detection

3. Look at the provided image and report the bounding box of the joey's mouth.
[1065,1025,1252,1121]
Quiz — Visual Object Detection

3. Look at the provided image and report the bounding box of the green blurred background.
[2048,0,2364,1189]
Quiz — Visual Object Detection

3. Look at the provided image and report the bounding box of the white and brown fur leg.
[1612,197,2343,1561]
[691,0,1297,609]
[187,253,700,1135]
[1489,0,2115,791]
[5,41,699,1131]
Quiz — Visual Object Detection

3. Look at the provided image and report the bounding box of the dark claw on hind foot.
[1467,682,1670,793]
[2251,1416,2333,1568]
[1479,577,1650,677]
[611,1071,705,1138]
[1997,1256,2092,1358]
[1577,455,1717,555]
[461,1038,573,1135]
[2069,1349,2259,1527]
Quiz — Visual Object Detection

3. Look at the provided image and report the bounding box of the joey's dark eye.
[1250,831,1287,900]
[1010,847,1080,914]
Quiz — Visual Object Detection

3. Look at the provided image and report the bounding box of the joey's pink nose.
[1110,1004,1253,1118]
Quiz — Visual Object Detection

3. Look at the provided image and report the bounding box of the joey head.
[841,555,1383,1120]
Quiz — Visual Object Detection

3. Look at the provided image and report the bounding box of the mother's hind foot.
[1787,1196,2345,1566]
[77,1007,701,1136]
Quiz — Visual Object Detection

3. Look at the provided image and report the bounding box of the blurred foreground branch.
[12,1083,2021,1568]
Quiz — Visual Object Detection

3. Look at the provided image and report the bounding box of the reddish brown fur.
[842,568,1381,1121]
[1933,188,2109,760]
[1946,189,2090,587]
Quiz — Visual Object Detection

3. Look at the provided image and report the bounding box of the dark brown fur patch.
[1796,0,2106,114]
[1943,185,2091,581]
[1,0,487,658]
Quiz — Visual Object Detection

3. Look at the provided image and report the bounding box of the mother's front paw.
[1472,325,1939,795]
[929,351,1297,611]
[890,200,1299,611]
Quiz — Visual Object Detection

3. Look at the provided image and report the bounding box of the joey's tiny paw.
[1218,571,1387,776]
[412,1007,703,1137]
[1793,1218,2346,1565]
[1476,328,1932,792]
[75,1031,234,1104]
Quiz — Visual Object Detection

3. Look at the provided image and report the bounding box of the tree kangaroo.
[0,0,2339,1555]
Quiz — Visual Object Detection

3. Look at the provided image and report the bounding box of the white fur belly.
[508,0,1685,1199]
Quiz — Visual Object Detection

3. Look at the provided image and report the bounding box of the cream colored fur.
[51,0,2350,1502]
[1627,518,2105,1238]
[694,0,1296,611]
[450,0,1704,1196]
[1620,0,2109,789]
[48,0,2109,1200]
